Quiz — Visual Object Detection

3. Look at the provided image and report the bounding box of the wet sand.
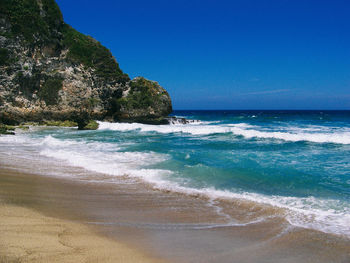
[0,163,350,263]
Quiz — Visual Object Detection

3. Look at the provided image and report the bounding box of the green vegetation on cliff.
[0,124,8,134]
[0,124,15,135]
[37,76,63,105]
[62,25,130,83]
[43,120,77,127]
[0,48,10,65]
[0,0,172,126]
[15,71,41,99]
[0,0,63,43]
[118,77,162,110]
[80,120,99,130]
[1,0,129,84]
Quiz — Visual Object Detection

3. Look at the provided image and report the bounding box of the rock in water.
[165,117,200,125]
[0,0,172,126]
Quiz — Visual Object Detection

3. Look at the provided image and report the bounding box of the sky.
[56,0,350,110]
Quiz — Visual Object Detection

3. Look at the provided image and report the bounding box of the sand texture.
[0,165,349,263]
[0,203,164,263]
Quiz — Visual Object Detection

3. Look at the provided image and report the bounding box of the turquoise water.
[1,110,350,236]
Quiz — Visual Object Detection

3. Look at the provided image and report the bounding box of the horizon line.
[172,109,350,111]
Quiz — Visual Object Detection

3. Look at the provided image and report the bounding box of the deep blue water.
[169,110,350,199]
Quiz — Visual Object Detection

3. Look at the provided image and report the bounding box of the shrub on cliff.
[0,0,172,125]
[0,48,10,66]
[37,77,63,105]
[0,0,63,43]
[62,25,130,84]
[81,120,99,130]
[118,77,162,110]
[1,0,129,85]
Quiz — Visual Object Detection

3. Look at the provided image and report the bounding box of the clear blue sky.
[56,0,350,110]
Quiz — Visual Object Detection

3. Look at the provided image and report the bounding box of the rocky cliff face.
[0,0,172,126]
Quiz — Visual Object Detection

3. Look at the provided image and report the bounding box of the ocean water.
[1,110,350,237]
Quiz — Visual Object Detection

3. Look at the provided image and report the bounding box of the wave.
[39,135,123,152]
[121,170,350,237]
[2,130,350,237]
[37,136,170,179]
[35,135,350,236]
[98,121,350,144]
[39,135,350,237]
[229,127,350,144]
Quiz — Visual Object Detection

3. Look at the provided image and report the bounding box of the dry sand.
[0,201,164,263]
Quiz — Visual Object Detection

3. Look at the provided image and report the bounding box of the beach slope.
[0,202,163,263]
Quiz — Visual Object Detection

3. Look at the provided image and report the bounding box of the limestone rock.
[0,0,172,125]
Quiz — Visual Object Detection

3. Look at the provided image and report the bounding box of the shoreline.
[1,160,350,262]
[2,124,349,238]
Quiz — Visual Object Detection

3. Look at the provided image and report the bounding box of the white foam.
[36,134,170,180]
[133,176,350,237]
[98,121,350,144]
[227,123,257,128]
[0,133,170,180]
[39,134,348,237]
[0,134,31,144]
[2,131,350,237]
[99,121,224,135]
[37,133,350,236]
[229,126,350,144]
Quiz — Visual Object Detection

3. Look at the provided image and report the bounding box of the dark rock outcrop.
[165,117,200,125]
[0,124,14,134]
[0,0,172,126]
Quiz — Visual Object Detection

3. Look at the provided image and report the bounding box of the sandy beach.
[0,161,349,263]
[0,203,164,263]
[0,168,166,263]
[1,0,350,262]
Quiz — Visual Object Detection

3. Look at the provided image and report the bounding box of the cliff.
[0,0,172,127]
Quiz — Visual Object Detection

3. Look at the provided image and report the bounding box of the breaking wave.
[98,121,350,144]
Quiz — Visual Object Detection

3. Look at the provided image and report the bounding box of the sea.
[1,110,350,238]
